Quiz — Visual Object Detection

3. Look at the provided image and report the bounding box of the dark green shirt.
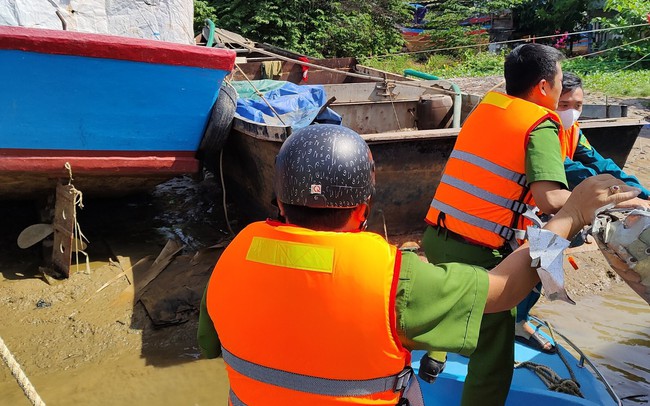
[197,251,488,359]
[525,119,568,188]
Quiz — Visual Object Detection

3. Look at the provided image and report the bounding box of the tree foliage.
[193,0,218,34]
[194,0,411,58]
[513,0,592,47]
[594,0,650,64]
[420,0,526,54]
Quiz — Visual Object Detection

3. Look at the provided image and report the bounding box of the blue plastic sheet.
[231,80,342,130]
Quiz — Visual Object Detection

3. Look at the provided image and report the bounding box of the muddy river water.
[536,283,650,404]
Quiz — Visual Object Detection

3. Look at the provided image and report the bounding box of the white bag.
[0,0,195,44]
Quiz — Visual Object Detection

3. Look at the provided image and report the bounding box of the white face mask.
[556,108,581,129]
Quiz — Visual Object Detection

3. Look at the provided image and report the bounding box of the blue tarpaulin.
[231,80,342,130]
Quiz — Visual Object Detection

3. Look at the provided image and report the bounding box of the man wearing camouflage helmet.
[197,124,639,405]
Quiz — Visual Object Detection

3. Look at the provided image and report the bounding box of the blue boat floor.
[412,337,615,406]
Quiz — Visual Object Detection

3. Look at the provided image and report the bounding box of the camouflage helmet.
[274,124,375,208]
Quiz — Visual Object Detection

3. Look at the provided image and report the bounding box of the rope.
[617,51,650,71]
[514,319,584,398]
[64,162,91,274]
[369,22,650,59]
[544,320,581,385]
[0,336,46,406]
[515,361,584,397]
[572,36,650,60]
[388,86,402,130]
[233,65,287,125]
[219,149,235,236]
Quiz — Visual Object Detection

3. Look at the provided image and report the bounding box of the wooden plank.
[51,183,76,277]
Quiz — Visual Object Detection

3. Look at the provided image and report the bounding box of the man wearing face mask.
[558,72,650,204]
[511,73,650,369]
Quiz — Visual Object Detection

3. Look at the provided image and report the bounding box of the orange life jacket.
[207,220,417,405]
[562,122,581,160]
[425,92,568,249]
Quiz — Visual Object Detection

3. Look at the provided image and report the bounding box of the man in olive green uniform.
[421,43,571,405]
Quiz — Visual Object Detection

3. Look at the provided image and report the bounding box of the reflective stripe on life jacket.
[207,220,415,405]
[425,91,567,249]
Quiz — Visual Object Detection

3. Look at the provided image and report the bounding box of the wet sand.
[0,175,234,405]
[1,115,648,405]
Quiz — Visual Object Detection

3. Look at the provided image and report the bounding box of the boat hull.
[0,26,235,198]
[222,127,459,236]
[223,117,645,236]
[580,119,645,169]
[413,339,617,405]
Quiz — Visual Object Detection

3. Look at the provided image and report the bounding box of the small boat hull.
[222,79,467,235]
[0,26,236,198]
[413,323,619,405]
[413,343,616,405]
[223,125,459,235]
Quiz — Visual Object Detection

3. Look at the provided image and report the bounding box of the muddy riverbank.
[1,100,648,405]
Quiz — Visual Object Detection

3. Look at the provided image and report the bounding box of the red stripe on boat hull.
[0,26,235,71]
[0,152,199,175]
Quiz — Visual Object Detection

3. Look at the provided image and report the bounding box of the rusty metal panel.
[322,80,446,103]
[51,183,76,277]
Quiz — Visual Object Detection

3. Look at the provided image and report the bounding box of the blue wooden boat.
[414,317,620,405]
[0,25,236,198]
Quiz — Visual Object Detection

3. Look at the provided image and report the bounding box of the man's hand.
[548,174,641,238]
[485,174,640,313]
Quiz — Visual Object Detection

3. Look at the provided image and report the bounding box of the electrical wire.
[617,51,650,71]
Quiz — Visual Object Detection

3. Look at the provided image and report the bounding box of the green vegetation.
[417,0,520,53]
[362,50,506,78]
[193,0,650,97]
[595,0,650,61]
[193,0,410,58]
[193,0,218,32]
[363,52,650,98]
[564,58,650,96]
[513,0,592,47]
[581,71,650,97]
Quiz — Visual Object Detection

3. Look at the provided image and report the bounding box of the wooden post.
[51,183,77,277]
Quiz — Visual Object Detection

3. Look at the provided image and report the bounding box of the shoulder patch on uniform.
[579,136,592,150]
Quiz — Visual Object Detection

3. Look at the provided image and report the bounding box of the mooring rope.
[64,162,91,273]
[219,149,235,236]
[515,360,584,397]
[0,336,46,406]
[515,319,584,398]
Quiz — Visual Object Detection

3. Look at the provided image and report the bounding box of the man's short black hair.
[281,203,355,231]
[561,72,583,95]
[504,43,565,98]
